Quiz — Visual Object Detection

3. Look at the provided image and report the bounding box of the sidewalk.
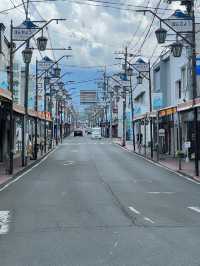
[114,138,199,181]
[0,148,52,188]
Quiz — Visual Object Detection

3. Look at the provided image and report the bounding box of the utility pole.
[34,59,38,160]
[122,46,128,147]
[130,76,135,151]
[148,60,153,159]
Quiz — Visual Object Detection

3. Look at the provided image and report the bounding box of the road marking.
[64,161,74,166]
[0,147,57,193]
[147,192,174,194]
[0,211,10,234]
[188,206,200,213]
[144,217,155,224]
[128,206,140,215]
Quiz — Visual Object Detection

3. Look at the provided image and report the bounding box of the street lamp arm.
[51,71,73,85]
[108,75,123,87]
[13,18,66,54]
[38,55,70,79]
[32,48,71,51]
[136,9,192,46]
[127,60,150,81]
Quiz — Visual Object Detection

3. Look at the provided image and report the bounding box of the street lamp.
[137,74,143,84]
[54,66,61,78]
[44,75,51,85]
[58,81,64,90]
[171,41,183,57]
[22,47,33,64]
[37,35,48,51]
[127,67,133,77]
[155,27,167,44]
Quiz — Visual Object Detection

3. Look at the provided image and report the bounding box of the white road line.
[188,206,200,213]
[0,211,10,234]
[128,206,141,215]
[0,147,57,193]
[64,161,74,166]
[115,143,200,185]
[147,192,174,194]
[144,217,155,224]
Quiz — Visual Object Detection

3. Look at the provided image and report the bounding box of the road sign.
[13,20,38,41]
[80,90,97,104]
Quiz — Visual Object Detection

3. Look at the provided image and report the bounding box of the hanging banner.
[38,56,54,71]
[152,92,163,110]
[13,20,38,41]
[164,10,192,33]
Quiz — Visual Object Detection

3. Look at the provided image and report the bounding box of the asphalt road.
[1,136,200,266]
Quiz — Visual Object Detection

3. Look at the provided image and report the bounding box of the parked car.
[91,127,101,139]
[74,128,83,137]
[87,128,92,134]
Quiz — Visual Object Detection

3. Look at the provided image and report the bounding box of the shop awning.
[0,89,12,101]
[133,113,146,121]
[13,104,25,114]
[177,100,193,112]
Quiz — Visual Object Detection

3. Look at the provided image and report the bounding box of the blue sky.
[0,0,187,112]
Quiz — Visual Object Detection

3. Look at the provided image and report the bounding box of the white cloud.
[0,0,180,67]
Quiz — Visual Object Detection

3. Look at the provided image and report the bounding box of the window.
[181,66,187,92]
[176,80,182,99]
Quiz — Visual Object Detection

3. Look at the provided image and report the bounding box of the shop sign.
[159,128,165,137]
[184,141,191,149]
[159,107,177,117]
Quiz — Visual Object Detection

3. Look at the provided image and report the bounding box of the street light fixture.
[171,41,183,57]
[127,67,133,76]
[155,27,167,44]
[37,35,48,51]
[22,47,33,64]
[58,81,64,90]
[44,75,51,85]
[137,74,143,84]
[54,66,61,78]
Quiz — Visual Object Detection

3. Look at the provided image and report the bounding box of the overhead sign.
[164,10,192,33]
[80,90,97,104]
[13,20,38,41]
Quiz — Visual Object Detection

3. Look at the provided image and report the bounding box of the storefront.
[0,89,12,168]
[157,106,177,159]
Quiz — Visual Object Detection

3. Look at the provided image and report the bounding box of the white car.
[91,127,102,139]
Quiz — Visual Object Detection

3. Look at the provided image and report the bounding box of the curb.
[0,148,55,190]
[114,142,200,184]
